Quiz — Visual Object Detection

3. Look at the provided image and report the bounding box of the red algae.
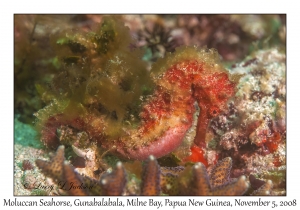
[183,145,208,167]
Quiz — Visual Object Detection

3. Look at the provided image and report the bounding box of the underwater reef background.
[14,14,286,196]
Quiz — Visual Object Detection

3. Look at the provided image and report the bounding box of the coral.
[178,157,249,195]
[99,162,127,195]
[35,145,159,195]
[35,145,66,181]
[160,166,185,195]
[251,180,273,196]
[36,146,250,196]
[140,155,161,195]
[36,146,93,195]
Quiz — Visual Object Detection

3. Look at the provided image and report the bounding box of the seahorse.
[112,46,236,160]
[38,46,235,161]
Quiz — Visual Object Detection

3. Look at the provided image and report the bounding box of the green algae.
[34,16,155,140]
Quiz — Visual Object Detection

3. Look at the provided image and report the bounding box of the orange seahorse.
[39,46,235,160]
